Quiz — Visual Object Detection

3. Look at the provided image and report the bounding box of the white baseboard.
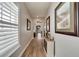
[19,38,33,57]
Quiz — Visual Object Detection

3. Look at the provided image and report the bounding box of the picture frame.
[46,16,50,32]
[55,2,77,36]
[27,19,31,30]
[77,2,79,36]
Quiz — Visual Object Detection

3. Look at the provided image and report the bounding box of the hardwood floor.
[22,38,46,57]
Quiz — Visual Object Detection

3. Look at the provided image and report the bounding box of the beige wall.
[11,3,33,56]
[47,2,79,57]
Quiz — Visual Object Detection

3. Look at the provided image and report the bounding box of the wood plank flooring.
[22,38,46,57]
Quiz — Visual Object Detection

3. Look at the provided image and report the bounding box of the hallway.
[22,38,46,57]
[0,2,53,57]
[1,2,79,57]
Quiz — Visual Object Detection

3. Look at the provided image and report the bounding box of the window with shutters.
[0,2,20,56]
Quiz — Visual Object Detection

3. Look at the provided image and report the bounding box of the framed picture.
[46,16,50,32]
[55,2,77,36]
[27,19,31,30]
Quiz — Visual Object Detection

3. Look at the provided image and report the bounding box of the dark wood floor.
[22,38,46,57]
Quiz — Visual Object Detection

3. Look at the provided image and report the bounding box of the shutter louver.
[0,2,20,57]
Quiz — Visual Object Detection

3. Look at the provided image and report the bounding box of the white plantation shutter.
[0,2,20,57]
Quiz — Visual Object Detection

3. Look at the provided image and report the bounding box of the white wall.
[11,3,33,57]
[47,2,79,57]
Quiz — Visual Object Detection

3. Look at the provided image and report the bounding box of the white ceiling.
[25,2,51,18]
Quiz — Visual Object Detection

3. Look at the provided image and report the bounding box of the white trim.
[43,47,47,57]
[18,38,33,57]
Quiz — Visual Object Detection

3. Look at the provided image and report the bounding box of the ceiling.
[25,2,51,19]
